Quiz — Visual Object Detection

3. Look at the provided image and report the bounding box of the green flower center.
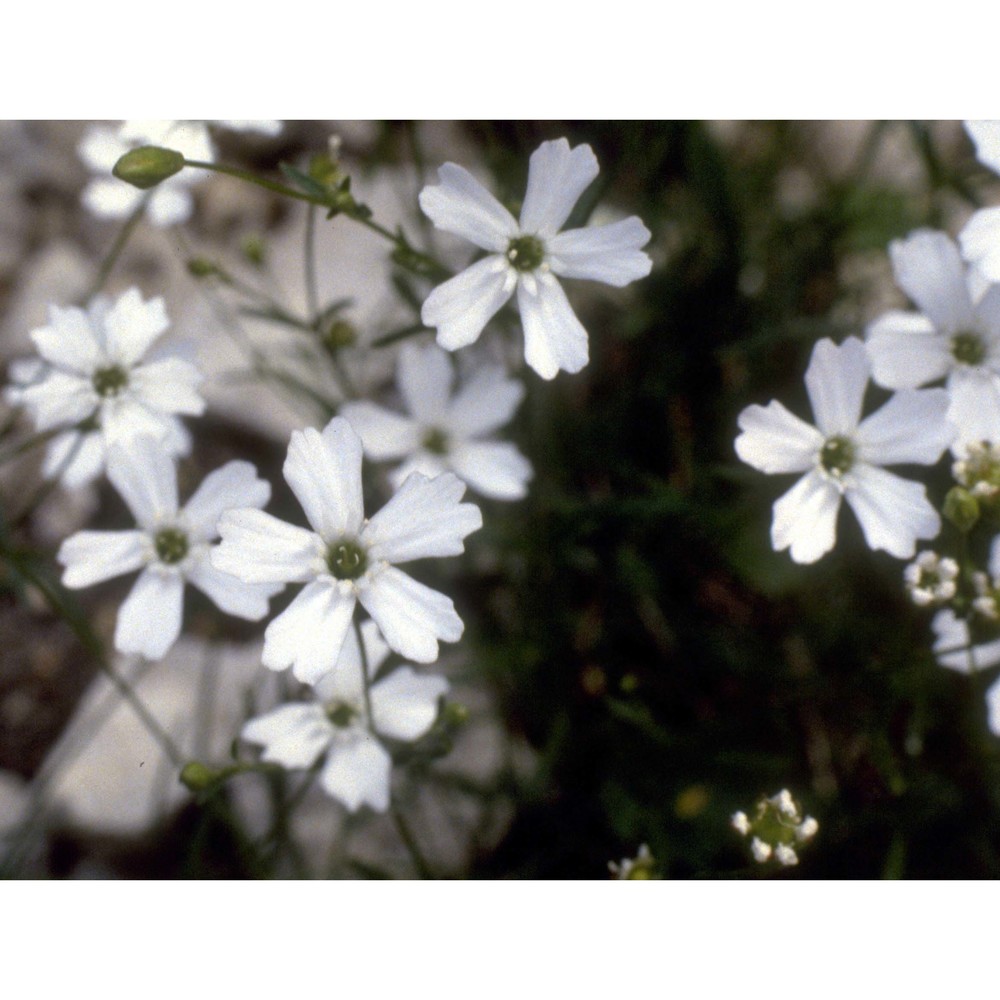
[92,365,129,398]
[326,701,357,728]
[422,426,450,455]
[323,319,357,351]
[951,331,986,366]
[819,435,855,477]
[326,539,368,580]
[154,527,189,565]
[507,234,546,273]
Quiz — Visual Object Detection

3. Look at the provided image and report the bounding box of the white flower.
[966,120,1000,174]
[865,229,1000,447]
[241,619,448,813]
[79,120,215,227]
[213,416,482,683]
[341,342,532,501]
[773,843,798,866]
[419,138,652,380]
[214,120,283,137]
[932,606,1000,737]
[731,811,751,835]
[57,437,280,660]
[750,837,772,863]
[735,337,953,564]
[607,844,655,879]
[904,551,959,608]
[15,288,205,463]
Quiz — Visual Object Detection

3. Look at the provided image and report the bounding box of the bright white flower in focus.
[419,138,652,380]
[241,619,448,813]
[79,120,215,227]
[735,337,953,564]
[865,229,1000,447]
[904,551,959,608]
[14,289,204,474]
[57,438,280,660]
[212,416,482,683]
[341,342,532,501]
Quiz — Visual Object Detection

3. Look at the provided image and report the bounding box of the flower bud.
[944,486,980,533]
[113,145,185,189]
[179,761,217,792]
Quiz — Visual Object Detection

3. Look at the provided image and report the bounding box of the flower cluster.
[731,789,818,867]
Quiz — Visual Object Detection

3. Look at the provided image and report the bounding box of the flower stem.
[82,196,149,303]
[391,800,434,879]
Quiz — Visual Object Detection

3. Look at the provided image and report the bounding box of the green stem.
[82,196,149,303]
[391,800,434,879]
[304,204,320,320]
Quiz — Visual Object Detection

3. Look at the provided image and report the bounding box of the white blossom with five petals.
[735,337,953,564]
[241,619,448,813]
[341,342,532,501]
[57,438,281,660]
[419,138,652,380]
[212,416,482,683]
[865,229,1000,452]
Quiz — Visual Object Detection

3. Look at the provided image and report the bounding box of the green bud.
[242,235,266,268]
[112,145,185,189]
[187,257,218,279]
[179,761,217,792]
[443,702,469,727]
[944,486,980,533]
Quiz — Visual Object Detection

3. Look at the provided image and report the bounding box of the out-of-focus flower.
[58,437,280,659]
[732,789,818,867]
[241,620,448,813]
[79,120,215,227]
[866,229,1000,443]
[607,843,657,879]
[14,288,204,464]
[342,342,532,501]
[419,138,652,380]
[932,605,1000,735]
[735,337,953,564]
[213,416,482,682]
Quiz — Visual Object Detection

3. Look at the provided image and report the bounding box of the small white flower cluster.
[953,441,1000,500]
[731,789,818,867]
[4,133,653,822]
[607,843,656,879]
[904,551,959,608]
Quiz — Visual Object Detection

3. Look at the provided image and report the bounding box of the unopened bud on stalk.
[179,761,217,792]
[944,486,980,533]
[113,146,185,189]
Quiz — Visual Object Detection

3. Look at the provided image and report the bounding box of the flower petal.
[19,371,97,430]
[242,705,332,769]
[182,460,271,541]
[106,437,179,529]
[397,343,453,425]
[213,508,320,584]
[959,208,1000,283]
[363,472,482,564]
[949,373,1000,455]
[340,401,421,460]
[128,357,205,417]
[517,273,589,380]
[320,733,392,812]
[387,453,450,491]
[547,217,652,287]
[187,553,280,620]
[844,465,939,559]
[358,566,463,663]
[966,120,1000,174]
[889,229,975,334]
[450,440,533,500]
[804,337,869,436]
[519,139,599,238]
[856,388,953,466]
[422,256,515,352]
[444,365,525,439]
[770,470,841,564]
[100,289,170,367]
[43,430,106,488]
[932,608,1000,673]
[865,310,951,388]
[283,417,365,541]
[370,666,449,741]
[315,618,391,706]
[262,579,356,684]
[30,305,103,375]
[735,400,823,475]
[58,530,147,588]
[418,162,518,252]
[114,568,185,660]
